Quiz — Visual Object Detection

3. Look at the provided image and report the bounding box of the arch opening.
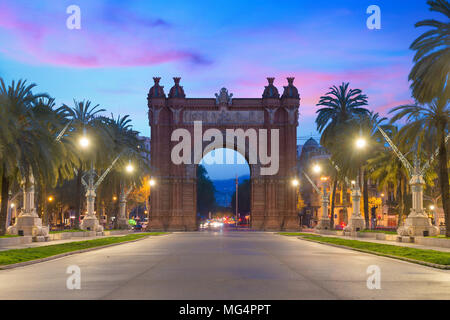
[197,148,251,229]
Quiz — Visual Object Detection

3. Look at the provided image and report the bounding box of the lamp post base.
[397,215,439,237]
[7,214,49,237]
[344,216,366,232]
[80,216,104,232]
[315,217,330,230]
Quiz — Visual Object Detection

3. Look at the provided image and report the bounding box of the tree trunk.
[342,184,348,225]
[397,176,404,227]
[329,175,338,229]
[0,165,10,235]
[41,186,48,226]
[74,164,83,229]
[437,124,450,237]
[363,169,370,229]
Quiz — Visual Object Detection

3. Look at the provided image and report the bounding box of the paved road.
[0,231,449,299]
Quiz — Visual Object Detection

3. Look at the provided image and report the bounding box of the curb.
[297,236,450,270]
[0,234,168,271]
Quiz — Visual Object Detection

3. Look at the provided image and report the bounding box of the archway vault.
[148,77,300,231]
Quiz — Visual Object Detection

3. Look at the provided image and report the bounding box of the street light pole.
[80,154,122,232]
[377,126,442,237]
[117,183,133,229]
[344,177,365,233]
[302,169,330,230]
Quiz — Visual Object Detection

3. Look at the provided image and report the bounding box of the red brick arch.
[148,77,300,231]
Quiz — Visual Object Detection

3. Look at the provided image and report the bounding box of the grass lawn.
[0,232,167,266]
[301,235,450,266]
[49,229,86,234]
[278,232,316,237]
[359,229,397,235]
[0,235,20,238]
[427,235,450,239]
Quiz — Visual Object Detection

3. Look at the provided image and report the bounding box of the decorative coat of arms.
[215,87,233,106]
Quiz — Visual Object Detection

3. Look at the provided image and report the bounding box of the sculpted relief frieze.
[182,110,264,125]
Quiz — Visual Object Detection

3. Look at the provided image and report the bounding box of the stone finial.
[262,77,280,98]
[169,77,186,98]
[148,77,165,98]
[281,77,299,99]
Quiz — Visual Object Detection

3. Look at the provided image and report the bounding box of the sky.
[0,0,435,179]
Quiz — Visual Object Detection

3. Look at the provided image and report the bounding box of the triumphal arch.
[147,77,300,231]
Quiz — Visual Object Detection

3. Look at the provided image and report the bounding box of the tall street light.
[117,162,135,229]
[344,135,368,232]
[302,164,330,230]
[376,126,441,236]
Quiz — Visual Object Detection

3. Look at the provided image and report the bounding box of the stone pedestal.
[345,216,366,232]
[316,217,330,230]
[398,215,439,237]
[80,216,103,232]
[397,172,439,237]
[344,178,366,232]
[7,214,49,237]
[117,192,130,230]
[7,177,48,237]
[315,186,330,230]
[80,187,103,232]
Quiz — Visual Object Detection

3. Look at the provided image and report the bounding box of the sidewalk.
[303,231,450,253]
[0,234,132,252]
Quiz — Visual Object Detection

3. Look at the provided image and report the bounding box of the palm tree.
[60,100,106,229]
[409,0,450,104]
[316,82,369,146]
[325,112,386,229]
[367,125,411,227]
[96,114,149,228]
[390,95,450,236]
[31,97,79,225]
[316,83,370,229]
[0,79,49,235]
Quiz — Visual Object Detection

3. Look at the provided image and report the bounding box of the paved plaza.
[0,231,449,299]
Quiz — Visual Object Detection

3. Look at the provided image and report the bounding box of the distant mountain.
[212,175,250,207]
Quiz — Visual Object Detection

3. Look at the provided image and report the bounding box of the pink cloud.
[227,64,412,118]
[0,3,210,68]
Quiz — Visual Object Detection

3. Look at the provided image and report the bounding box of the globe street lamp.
[356,137,367,149]
[125,162,134,173]
[312,164,321,174]
[79,136,90,149]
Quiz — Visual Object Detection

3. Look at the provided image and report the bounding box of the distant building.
[138,135,151,164]
[296,137,399,230]
[296,138,330,227]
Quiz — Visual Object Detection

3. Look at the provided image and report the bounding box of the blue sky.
[0,0,435,178]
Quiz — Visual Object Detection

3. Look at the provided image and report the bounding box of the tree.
[196,165,216,218]
[390,95,450,236]
[316,82,370,229]
[409,0,450,104]
[316,82,369,146]
[60,100,106,228]
[0,79,49,235]
[367,126,411,227]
